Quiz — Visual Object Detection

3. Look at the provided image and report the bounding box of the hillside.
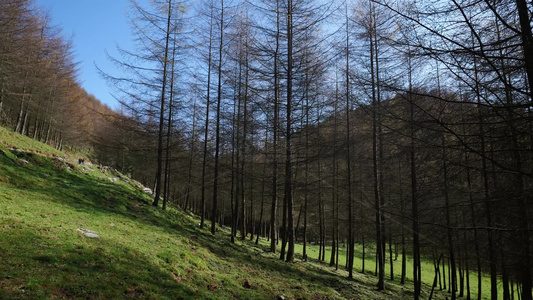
[0,126,449,299]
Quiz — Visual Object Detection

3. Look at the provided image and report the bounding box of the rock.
[76,228,99,238]
[109,177,118,183]
[243,280,252,289]
[110,223,115,227]
[143,188,153,195]
[276,296,286,300]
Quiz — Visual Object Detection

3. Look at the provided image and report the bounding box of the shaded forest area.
[2,0,533,299]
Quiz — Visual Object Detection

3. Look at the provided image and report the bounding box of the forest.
[1,0,533,299]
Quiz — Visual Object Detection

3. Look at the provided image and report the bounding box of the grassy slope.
[1,126,454,299]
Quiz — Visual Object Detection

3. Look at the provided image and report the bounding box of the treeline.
[4,0,533,299]
[0,0,113,151]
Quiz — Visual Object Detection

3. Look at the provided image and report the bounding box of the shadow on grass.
[188,231,388,299]
[0,230,193,299]
[0,150,185,232]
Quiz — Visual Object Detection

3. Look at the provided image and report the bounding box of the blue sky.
[35,0,142,109]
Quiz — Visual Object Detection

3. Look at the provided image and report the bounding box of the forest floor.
[0,126,462,299]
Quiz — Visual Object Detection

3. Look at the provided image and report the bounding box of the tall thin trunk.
[389,226,393,280]
[464,125,482,300]
[230,69,238,242]
[284,0,295,263]
[185,101,198,212]
[408,53,421,300]
[442,133,457,300]
[361,234,366,273]
[211,0,224,235]
[270,0,281,254]
[41,85,56,143]
[468,25,498,299]
[33,116,39,140]
[369,1,384,289]
[344,4,355,279]
[163,18,179,211]
[329,180,336,266]
[200,1,215,228]
[21,109,30,136]
[153,0,173,207]
[234,57,243,240]
[303,71,310,261]
[330,79,339,268]
[15,71,29,134]
[280,190,287,260]
[240,34,250,240]
[57,131,62,151]
[318,175,324,261]
[398,159,406,285]
[249,176,254,241]
[303,173,308,260]
[429,254,442,300]
[45,121,51,143]
[318,159,325,262]
[440,254,445,290]
[256,130,268,245]
[295,203,302,242]
[503,50,531,300]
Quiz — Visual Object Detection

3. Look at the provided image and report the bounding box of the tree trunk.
[389,229,393,281]
[331,90,338,268]
[409,76,421,300]
[15,71,29,134]
[369,1,384,289]
[200,1,214,229]
[361,234,365,273]
[162,19,178,211]
[429,254,443,300]
[153,0,173,208]
[279,177,287,260]
[229,74,238,242]
[442,133,457,300]
[344,3,355,278]
[255,130,268,245]
[240,39,250,240]
[283,0,295,263]
[270,0,281,254]
[21,109,30,136]
[211,0,224,235]
[184,101,198,212]
[503,257,510,300]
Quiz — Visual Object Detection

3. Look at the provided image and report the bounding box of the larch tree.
[211,0,225,235]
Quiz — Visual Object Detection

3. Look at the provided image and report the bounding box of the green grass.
[288,231,518,300]
[0,127,459,299]
[0,127,63,157]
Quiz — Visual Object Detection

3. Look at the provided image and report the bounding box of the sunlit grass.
[0,126,63,157]
[284,235,512,300]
